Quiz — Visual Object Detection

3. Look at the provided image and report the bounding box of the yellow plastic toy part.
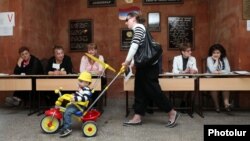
[54,89,60,94]
[55,94,89,108]
[85,53,116,72]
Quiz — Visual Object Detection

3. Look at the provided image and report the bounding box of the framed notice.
[69,19,93,51]
[168,16,194,50]
[243,0,250,19]
[120,28,133,50]
[147,12,160,32]
[143,0,183,5]
[88,0,116,7]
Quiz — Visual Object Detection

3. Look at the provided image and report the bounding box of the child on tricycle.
[41,71,100,137]
[58,71,92,137]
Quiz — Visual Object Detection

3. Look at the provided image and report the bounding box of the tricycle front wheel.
[40,116,61,134]
[82,121,97,137]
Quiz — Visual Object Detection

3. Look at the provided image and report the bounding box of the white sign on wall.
[0,12,15,27]
[0,26,13,36]
[247,20,250,31]
[0,12,15,36]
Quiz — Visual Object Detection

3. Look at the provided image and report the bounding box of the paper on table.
[124,66,133,82]
[0,73,9,76]
[233,71,250,75]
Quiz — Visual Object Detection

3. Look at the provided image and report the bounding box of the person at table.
[79,43,104,75]
[79,43,105,111]
[207,43,232,112]
[172,43,198,74]
[172,43,198,112]
[5,46,44,106]
[47,45,73,75]
[122,12,180,127]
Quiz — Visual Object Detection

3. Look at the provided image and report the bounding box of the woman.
[122,12,180,127]
[47,45,73,75]
[79,43,104,75]
[14,46,44,75]
[172,43,198,74]
[5,46,43,106]
[207,44,232,112]
[79,43,105,111]
[172,43,198,112]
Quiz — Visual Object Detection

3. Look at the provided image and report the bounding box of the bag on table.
[134,29,163,67]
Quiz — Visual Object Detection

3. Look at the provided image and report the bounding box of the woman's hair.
[87,43,98,50]
[127,11,145,24]
[18,46,29,54]
[179,43,192,53]
[208,43,227,59]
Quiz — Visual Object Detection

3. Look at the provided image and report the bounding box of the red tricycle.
[40,89,101,137]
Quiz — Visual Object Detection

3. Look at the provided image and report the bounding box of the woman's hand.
[17,57,23,67]
[189,69,198,74]
[122,61,130,69]
[212,55,219,61]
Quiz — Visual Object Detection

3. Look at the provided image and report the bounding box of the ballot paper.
[124,66,133,82]
[233,71,250,75]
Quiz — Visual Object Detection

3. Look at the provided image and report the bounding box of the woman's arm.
[221,57,231,73]
[79,56,88,73]
[172,56,181,74]
[207,57,219,73]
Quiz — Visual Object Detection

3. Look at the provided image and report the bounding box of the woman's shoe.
[225,104,232,112]
[215,108,220,113]
[123,120,142,126]
[166,112,180,128]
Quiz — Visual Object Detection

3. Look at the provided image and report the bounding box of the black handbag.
[134,29,163,67]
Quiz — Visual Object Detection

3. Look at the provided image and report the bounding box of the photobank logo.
[204,125,250,141]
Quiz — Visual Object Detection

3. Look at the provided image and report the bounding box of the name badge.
[52,63,60,70]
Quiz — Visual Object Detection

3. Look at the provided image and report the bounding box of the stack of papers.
[0,73,9,76]
[124,66,133,82]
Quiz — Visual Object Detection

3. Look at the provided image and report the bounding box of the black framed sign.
[88,0,116,7]
[120,28,133,50]
[168,16,194,50]
[69,19,93,51]
[143,0,183,5]
[147,12,161,32]
[243,0,250,19]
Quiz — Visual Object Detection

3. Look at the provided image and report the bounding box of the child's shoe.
[59,128,72,137]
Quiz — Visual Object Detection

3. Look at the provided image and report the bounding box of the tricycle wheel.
[40,116,61,134]
[82,121,97,137]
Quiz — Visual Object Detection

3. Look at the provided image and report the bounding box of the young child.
[59,71,92,137]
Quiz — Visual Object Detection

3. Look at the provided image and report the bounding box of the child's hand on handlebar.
[70,97,75,102]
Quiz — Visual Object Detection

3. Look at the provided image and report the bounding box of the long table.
[124,73,250,117]
[0,75,101,115]
[198,75,250,117]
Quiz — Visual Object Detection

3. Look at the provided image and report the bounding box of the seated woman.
[79,43,105,111]
[5,46,44,106]
[79,43,104,75]
[207,44,232,113]
[172,43,198,74]
[47,45,73,75]
[172,43,198,112]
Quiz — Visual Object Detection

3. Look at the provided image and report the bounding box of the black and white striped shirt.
[131,24,145,45]
[125,23,146,63]
[74,86,92,102]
